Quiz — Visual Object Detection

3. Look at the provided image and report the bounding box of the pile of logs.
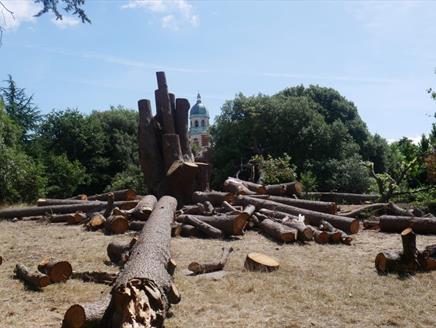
[173,177,359,245]
[375,228,436,274]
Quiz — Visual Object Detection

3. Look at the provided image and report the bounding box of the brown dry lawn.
[0,220,435,328]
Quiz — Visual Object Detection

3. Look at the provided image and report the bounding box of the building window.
[201,120,205,127]
[195,120,199,128]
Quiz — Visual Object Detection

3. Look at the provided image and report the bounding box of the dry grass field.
[0,219,435,328]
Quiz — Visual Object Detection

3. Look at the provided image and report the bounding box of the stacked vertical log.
[138,71,210,205]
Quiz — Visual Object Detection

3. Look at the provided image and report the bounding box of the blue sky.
[1,0,435,141]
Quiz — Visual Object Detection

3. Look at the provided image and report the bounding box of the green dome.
[190,93,209,117]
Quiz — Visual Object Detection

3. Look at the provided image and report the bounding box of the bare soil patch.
[0,220,435,327]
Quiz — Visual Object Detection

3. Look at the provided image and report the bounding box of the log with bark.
[244,253,280,272]
[378,215,436,234]
[338,203,388,218]
[126,195,157,221]
[14,264,50,290]
[129,220,145,231]
[375,228,419,274]
[265,181,303,196]
[319,220,351,244]
[235,195,359,234]
[47,213,76,223]
[227,178,266,194]
[67,212,87,225]
[188,247,233,274]
[71,271,118,285]
[418,245,436,270]
[388,203,414,217]
[305,192,379,204]
[182,215,223,239]
[177,214,246,236]
[180,224,200,238]
[192,191,235,206]
[105,215,129,235]
[87,189,137,202]
[249,194,337,214]
[258,218,297,242]
[37,258,73,283]
[86,213,106,231]
[101,196,178,327]
[223,177,256,195]
[306,226,329,244]
[107,237,138,265]
[62,296,111,328]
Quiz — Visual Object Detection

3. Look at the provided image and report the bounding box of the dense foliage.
[211,85,433,195]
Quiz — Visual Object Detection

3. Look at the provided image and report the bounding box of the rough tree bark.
[182,215,223,239]
[192,191,235,206]
[101,196,178,328]
[378,215,436,234]
[37,258,72,283]
[178,214,245,236]
[127,195,157,221]
[258,218,297,242]
[15,264,50,289]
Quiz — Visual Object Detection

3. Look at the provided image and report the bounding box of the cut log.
[47,213,76,223]
[126,195,157,221]
[178,214,245,236]
[180,224,199,238]
[138,98,164,194]
[307,226,329,244]
[103,192,115,219]
[129,220,145,231]
[179,203,206,215]
[88,189,137,202]
[107,237,137,265]
[338,203,388,218]
[319,221,342,243]
[378,215,436,234]
[37,198,93,206]
[223,177,256,195]
[68,194,88,200]
[67,212,87,225]
[249,194,337,214]
[182,215,223,239]
[105,215,129,235]
[265,181,303,196]
[162,134,183,172]
[305,192,379,204]
[101,195,178,328]
[228,178,266,194]
[234,204,256,230]
[37,258,72,283]
[71,271,117,285]
[14,264,50,289]
[244,253,279,272]
[188,247,233,274]
[258,218,296,242]
[375,251,402,274]
[175,98,193,161]
[388,203,414,217]
[363,219,380,230]
[418,245,436,271]
[167,259,177,276]
[235,195,359,234]
[195,162,211,192]
[192,191,235,206]
[62,296,110,328]
[86,213,106,231]
[258,209,313,241]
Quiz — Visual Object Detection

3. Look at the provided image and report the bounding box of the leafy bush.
[250,153,296,185]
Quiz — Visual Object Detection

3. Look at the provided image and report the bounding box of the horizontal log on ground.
[46,213,76,223]
[192,191,235,206]
[67,212,87,225]
[259,209,313,241]
[179,203,206,215]
[105,215,129,235]
[363,220,380,230]
[86,213,106,231]
[71,271,117,285]
[126,195,157,221]
[378,215,436,234]
[38,258,72,283]
[319,221,342,243]
[223,178,256,195]
[228,178,266,194]
[87,189,137,202]
[338,203,388,218]
[258,218,296,242]
[62,296,110,328]
[265,181,303,196]
[235,195,359,234]
[178,214,245,236]
[0,203,108,219]
[180,224,200,238]
[249,194,336,214]
[307,226,329,244]
[188,247,233,274]
[304,192,379,204]
[388,203,413,217]
[244,253,279,272]
[15,264,50,289]
[418,245,436,271]
[182,215,223,239]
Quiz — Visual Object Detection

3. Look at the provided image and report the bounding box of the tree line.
[0,75,434,205]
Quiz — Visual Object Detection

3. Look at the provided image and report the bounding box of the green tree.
[0,75,41,142]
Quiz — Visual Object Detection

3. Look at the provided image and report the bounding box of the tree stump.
[244,253,280,272]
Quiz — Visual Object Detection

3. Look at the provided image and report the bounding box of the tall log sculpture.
[138,72,210,205]
[101,196,178,327]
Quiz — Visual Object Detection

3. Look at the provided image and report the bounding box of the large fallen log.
[101,196,178,327]
[15,264,50,289]
[87,189,137,202]
[37,258,72,283]
[182,215,223,239]
[258,218,296,242]
[62,296,111,328]
[305,192,379,204]
[46,213,76,223]
[235,195,359,234]
[178,214,245,236]
[250,194,337,214]
[188,247,233,274]
[126,195,157,221]
[192,191,235,206]
[378,215,436,234]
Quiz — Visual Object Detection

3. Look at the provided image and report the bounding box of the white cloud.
[0,0,41,30]
[51,16,80,29]
[387,136,422,145]
[122,0,199,30]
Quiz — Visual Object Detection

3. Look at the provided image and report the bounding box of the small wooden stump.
[38,258,73,283]
[244,253,279,272]
[105,215,129,234]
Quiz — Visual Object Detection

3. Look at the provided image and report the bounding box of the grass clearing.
[0,220,435,327]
